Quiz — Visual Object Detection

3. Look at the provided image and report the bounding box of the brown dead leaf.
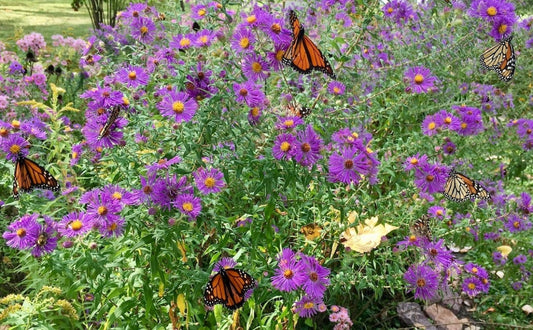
[522,305,533,315]
[301,223,322,240]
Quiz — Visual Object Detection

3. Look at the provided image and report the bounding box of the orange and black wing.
[480,35,515,82]
[444,170,490,202]
[287,103,312,118]
[282,10,335,79]
[13,157,59,198]
[203,268,255,310]
[98,106,121,140]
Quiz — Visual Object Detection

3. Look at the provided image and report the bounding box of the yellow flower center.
[271,23,281,34]
[16,228,26,237]
[428,122,436,130]
[387,7,394,14]
[182,202,193,212]
[444,117,452,124]
[301,143,311,153]
[498,24,508,34]
[204,177,216,188]
[284,119,294,127]
[98,206,108,216]
[414,74,424,84]
[276,50,284,61]
[72,151,78,159]
[0,127,8,137]
[109,222,118,231]
[333,87,341,94]
[461,122,468,129]
[351,132,359,138]
[513,221,520,228]
[140,26,148,35]
[112,192,122,200]
[283,269,294,279]
[280,141,291,152]
[410,158,419,165]
[71,220,83,231]
[128,71,137,80]
[239,37,250,49]
[198,8,206,16]
[9,144,21,154]
[468,282,476,290]
[436,210,443,216]
[199,36,208,44]
[180,38,191,47]
[251,107,259,116]
[471,267,478,274]
[122,96,130,106]
[246,15,257,24]
[486,6,497,17]
[417,278,426,287]
[11,120,20,129]
[172,101,185,114]
[304,301,315,309]
[251,62,262,73]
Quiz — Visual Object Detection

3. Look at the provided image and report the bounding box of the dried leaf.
[340,216,398,253]
[522,305,533,315]
[301,223,321,240]
[425,303,469,330]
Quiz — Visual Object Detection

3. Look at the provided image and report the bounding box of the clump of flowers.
[271,248,330,318]
[328,305,353,329]
[403,154,448,200]
[468,0,518,40]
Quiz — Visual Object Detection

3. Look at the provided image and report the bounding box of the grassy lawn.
[0,0,92,43]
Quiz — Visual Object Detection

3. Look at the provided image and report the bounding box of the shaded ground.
[0,0,92,43]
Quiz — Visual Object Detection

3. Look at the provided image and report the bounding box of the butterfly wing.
[13,157,59,198]
[480,35,515,81]
[410,214,432,241]
[203,268,255,310]
[288,103,312,118]
[444,170,490,202]
[282,10,335,79]
[98,106,121,140]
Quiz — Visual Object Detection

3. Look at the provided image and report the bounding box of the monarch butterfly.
[97,106,121,141]
[13,156,59,199]
[282,10,336,79]
[203,267,256,310]
[443,169,490,202]
[287,102,312,118]
[480,35,515,82]
[410,214,432,241]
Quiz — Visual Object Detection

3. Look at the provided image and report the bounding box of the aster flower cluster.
[382,0,419,27]
[272,123,323,167]
[271,249,330,318]
[421,105,484,138]
[468,0,518,40]
[461,263,490,297]
[404,154,448,201]
[328,305,353,330]
[328,127,380,185]
[507,118,533,151]
[15,32,46,56]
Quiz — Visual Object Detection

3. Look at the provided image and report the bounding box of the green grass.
[0,0,92,43]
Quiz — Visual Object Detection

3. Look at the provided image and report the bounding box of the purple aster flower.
[382,0,417,26]
[157,91,198,123]
[266,46,286,72]
[193,167,225,194]
[8,61,25,75]
[116,65,150,88]
[413,163,447,195]
[277,248,297,266]
[300,255,330,299]
[169,33,194,50]
[2,213,40,250]
[489,16,516,40]
[1,133,29,161]
[145,156,181,175]
[231,27,255,54]
[404,66,437,94]
[328,81,346,96]
[428,206,446,219]
[464,263,489,279]
[173,193,202,220]
[469,0,517,24]
[404,264,439,300]
[190,4,208,20]
[99,215,125,237]
[213,257,237,272]
[242,53,269,82]
[233,81,265,108]
[80,86,124,109]
[276,116,304,131]
[423,239,454,268]
[451,105,484,136]
[70,144,83,166]
[442,139,456,155]
[519,192,533,214]
[131,17,156,43]
[435,110,460,130]
[31,219,58,257]
[504,213,532,232]
[272,133,297,160]
[57,211,92,237]
[152,174,192,210]
[248,106,262,125]
[271,255,306,292]
[492,251,506,265]
[294,125,323,167]
[86,192,122,228]
[462,276,483,297]
[83,115,127,150]
[102,184,138,207]
[328,147,368,185]
[511,281,523,291]
[421,114,440,136]
[513,254,527,265]
[404,153,428,172]
[194,29,215,47]
[294,295,322,318]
